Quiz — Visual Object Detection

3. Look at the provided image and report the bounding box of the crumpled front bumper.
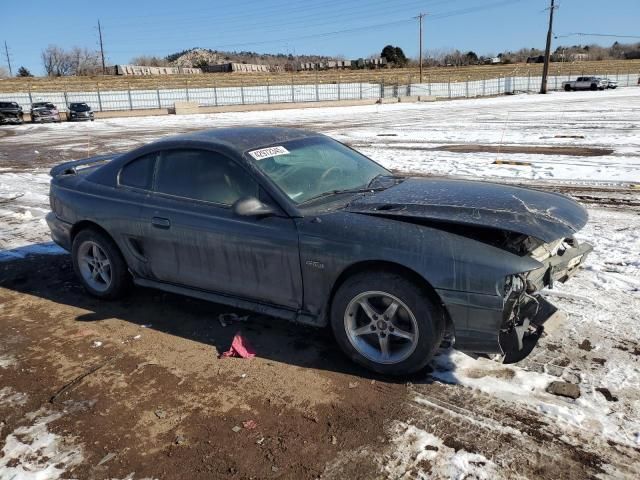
[499,240,593,362]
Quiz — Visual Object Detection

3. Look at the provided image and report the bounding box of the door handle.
[151,217,171,229]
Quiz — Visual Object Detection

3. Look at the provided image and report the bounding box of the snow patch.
[384,422,503,479]
[0,387,28,408]
[0,408,83,480]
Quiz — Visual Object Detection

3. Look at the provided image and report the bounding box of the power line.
[556,32,640,40]
[104,0,526,56]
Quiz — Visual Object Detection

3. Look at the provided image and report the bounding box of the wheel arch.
[325,260,454,335]
[70,220,114,244]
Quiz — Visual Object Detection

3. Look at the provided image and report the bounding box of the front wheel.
[72,229,131,299]
[564,85,571,92]
[331,272,445,376]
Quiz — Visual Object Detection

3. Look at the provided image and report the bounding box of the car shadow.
[0,250,440,382]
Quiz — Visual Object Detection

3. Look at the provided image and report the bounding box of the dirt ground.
[3,254,638,480]
[1,60,638,92]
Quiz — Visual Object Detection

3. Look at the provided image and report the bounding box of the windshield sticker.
[248,146,290,160]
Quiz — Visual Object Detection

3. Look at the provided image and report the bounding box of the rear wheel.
[564,84,571,92]
[331,271,445,376]
[72,229,130,299]
[590,83,597,90]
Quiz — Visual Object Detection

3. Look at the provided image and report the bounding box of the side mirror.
[232,197,277,218]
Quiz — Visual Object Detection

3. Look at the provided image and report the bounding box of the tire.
[71,228,131,299]
[330,271,445,376]
[590,83,597,91]
[564,85,571,92]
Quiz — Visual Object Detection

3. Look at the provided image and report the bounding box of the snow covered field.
[1,89,640,478]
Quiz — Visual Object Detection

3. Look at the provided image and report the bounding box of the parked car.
[601,78,618,89]
[0,101,24,125]
[68,102,95,121]
[31,102,61,123]
[562,76,607,91]
[46,128,592,375]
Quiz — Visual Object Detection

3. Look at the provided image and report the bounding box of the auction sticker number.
[248,146,290,160]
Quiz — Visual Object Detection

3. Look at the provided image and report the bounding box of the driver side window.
[155,149,258,205]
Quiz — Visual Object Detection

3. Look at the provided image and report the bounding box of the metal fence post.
[291,76,295,103]
[482,77,486,96]
[63,91,68,109]
[240,81,245,105]
[267,78,271,104]
[359,80,363,100]
[406,74,411,97]
[338,76,341,101]
[185,80,190,102]
[527,73,531,92]
[427,75,431,96]
[127,83,133,110]
[448,77,451,98]
[156,83,161,109]
[96,83,103,112]
[213,80,218,107]
[465,78,469,98]
[380,78,385,99]
[28,84,33,104]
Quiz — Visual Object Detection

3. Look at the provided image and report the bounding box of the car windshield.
[71,103,90,111]
[247,136,391,205]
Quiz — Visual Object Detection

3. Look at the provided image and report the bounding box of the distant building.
[297,60,352,71]
[113,65,202,75]
[202,62,271,73]
[571,53,590,61]
[526,55,545,64]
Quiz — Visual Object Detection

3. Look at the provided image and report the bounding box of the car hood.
[345,177,588,243]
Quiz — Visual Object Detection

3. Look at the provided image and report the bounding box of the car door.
[110,151,160,277]
[139,148,302,310]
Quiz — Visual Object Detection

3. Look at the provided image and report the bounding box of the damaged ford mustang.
[46,127,592,375]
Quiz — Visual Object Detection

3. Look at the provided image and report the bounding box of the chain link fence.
[1,72,637,114]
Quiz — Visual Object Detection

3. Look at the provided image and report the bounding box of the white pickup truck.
[562,76,607,91]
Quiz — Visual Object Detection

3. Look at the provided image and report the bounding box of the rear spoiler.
[49,154,118,177]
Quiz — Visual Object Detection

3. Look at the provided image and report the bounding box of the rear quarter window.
[119,153,157,190]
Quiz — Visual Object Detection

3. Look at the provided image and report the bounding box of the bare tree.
[42,45,72,76]
[70,47,101,75]
[129,55,169,67]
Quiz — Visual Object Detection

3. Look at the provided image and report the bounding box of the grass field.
[1,60,639,93]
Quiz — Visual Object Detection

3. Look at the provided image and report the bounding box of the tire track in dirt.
[401,383,640,479]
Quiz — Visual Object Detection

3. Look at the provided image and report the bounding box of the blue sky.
[3,0,639,75]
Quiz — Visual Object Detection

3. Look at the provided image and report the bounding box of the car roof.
[153,127,321,153]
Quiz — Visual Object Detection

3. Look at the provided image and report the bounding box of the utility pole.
[540,0,557,93]
[414,13,427,83]
[4,41,12,76]
[98,20,106,75]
